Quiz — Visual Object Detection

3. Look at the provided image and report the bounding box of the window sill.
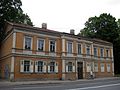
[48,72,58,74]
[20,72,33,74]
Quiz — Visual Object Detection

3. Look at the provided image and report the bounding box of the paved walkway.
[0,77,119,87]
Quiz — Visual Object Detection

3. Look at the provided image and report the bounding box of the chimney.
[42,23,47,29]
[70,29,75,35]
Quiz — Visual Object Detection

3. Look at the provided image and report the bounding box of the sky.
[21,0,120,34]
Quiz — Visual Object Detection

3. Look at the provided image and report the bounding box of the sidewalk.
[0,77,119,87]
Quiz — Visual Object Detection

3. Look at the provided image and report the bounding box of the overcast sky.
[21,0,120,34]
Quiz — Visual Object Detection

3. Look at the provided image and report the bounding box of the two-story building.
[0,22,114,81]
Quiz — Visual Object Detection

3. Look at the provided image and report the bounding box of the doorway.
[77,62,83,79]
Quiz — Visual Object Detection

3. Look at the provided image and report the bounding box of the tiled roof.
[6,21,112,45]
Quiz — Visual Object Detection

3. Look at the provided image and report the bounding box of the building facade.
[0,22,114,81]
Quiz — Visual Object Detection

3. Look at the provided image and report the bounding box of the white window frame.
[100,48,104,57]
[94,47,97,57]
[106,49,110,58]
[24,36,32,50]
[68,62,73,72]
[77,43,82,55]
[86,63,91,72]
[37,39,45,51]
[49,40,56,52]
[94,63,98,72]
[20,60,33,73]
[48,61,58,73]
[35,60,46,73]
[107,64,111,72]
[100,63,104,72]
[67,41,73,54]
[86,45,91,55]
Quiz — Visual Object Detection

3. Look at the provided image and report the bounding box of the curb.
[0,77,119,87]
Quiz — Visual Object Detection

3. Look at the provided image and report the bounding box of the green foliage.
[0,0,33,42]
[80,13,119,43]
[80,13,120,74]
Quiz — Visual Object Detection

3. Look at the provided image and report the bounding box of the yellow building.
[0,22,114,81]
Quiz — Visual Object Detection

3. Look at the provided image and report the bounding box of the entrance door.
[77,62,83,79]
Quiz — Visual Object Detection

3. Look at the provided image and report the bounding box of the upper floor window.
[94,47,97,57]
[100,48,104,57]
[106,49,109,57]
[86,45,90,55]
[67,42,72,54]
[78,44,81,54]
[24,36,32,50]
[38,39,44,51]
[50,40,55,52]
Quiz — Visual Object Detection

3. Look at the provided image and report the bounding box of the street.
[0,78,120,90]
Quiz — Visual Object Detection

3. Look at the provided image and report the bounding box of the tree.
[80,13,120,74]
[0,0,33,42]
[80,13,119,43]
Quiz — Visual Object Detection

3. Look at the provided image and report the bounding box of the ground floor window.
[48,61,58,73]
[107,64,110,72]
[94,63,98,72]
[35,61,45,73]
[68,62,72,72]
[50,62,55,72]
[101,63,104,72]
[66,62,75,72]
[86,63,91,72]
[20,60,33,73]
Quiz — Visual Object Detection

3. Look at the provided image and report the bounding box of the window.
[107,64,110,72]
[67,42,72,54]
[94,63,98,72]
[25,36,32,50]
[100,48,104,57]
[38,39,44,51]
[35,61,46,73]
[87,63,91,72]
[106,49,109,57]
[37,61,43,72]
[86,45,90,55]
[78,44,81,54]
[50,40,55,52]
[94,47,97,57]
[24,61,30,72]
[50,62,55,72]
[68,62,72,72]
[101,63,104,72]
[20,60,33,73]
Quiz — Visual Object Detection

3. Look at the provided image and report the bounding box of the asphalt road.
[1,78,120,90]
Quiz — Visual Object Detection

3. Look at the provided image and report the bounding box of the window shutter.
[35,61,38,73]
[20,60,24,72]
[30,61,33,73]
[43,62,46,73]
[73,65,75,72]
[55,62,58,73]
[48,64,50,73]
[66,65,68,72]
[87,63,91,72]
